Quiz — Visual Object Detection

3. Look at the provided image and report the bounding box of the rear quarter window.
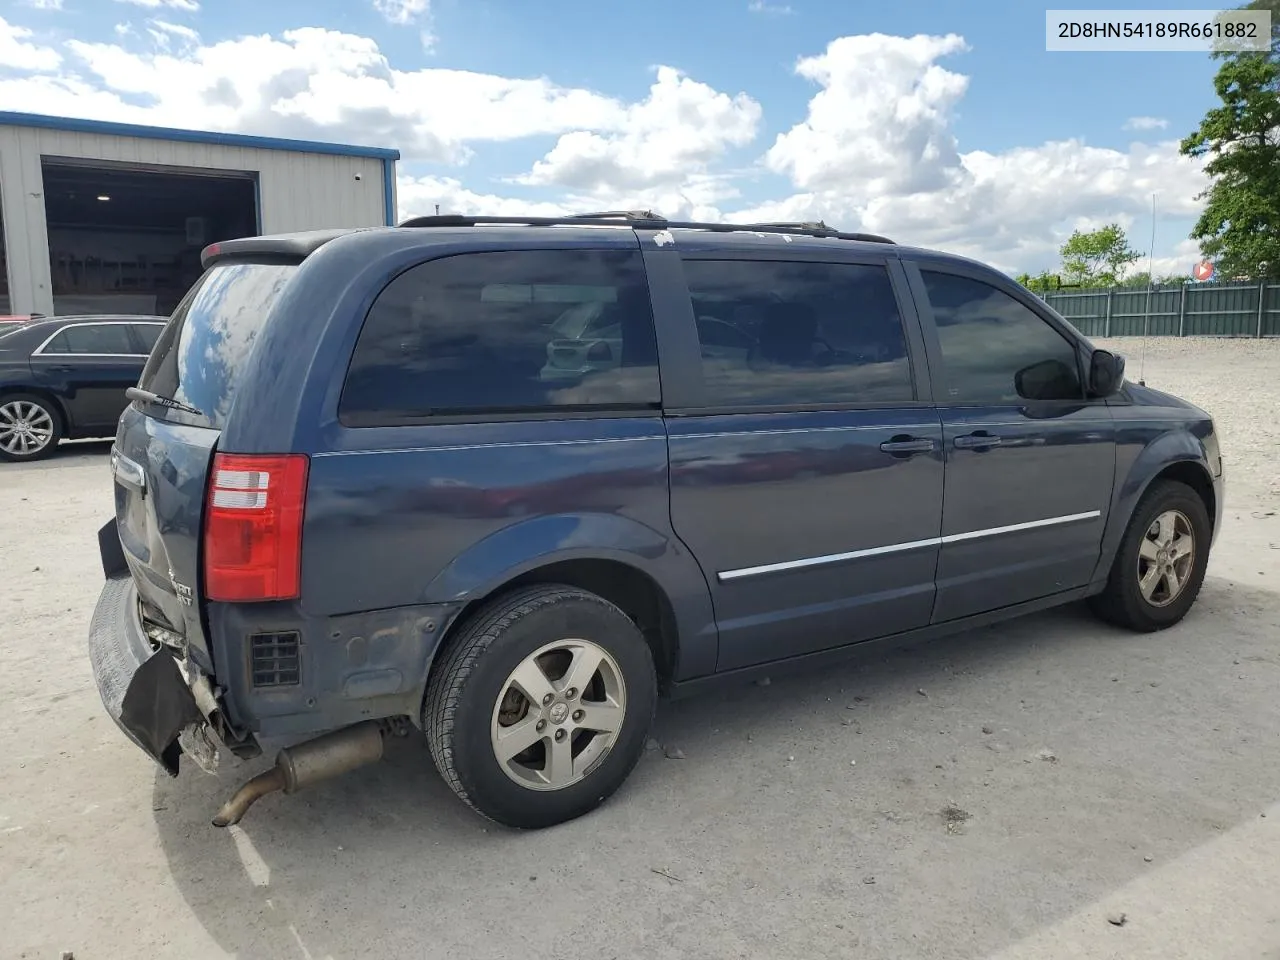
[339,249,660,425]
[138,262,297,427]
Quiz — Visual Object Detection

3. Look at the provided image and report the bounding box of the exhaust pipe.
[211,720,384,827]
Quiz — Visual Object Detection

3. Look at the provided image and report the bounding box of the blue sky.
[0,0,1227,274]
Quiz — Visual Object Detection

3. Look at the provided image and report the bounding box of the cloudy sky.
[0,0,1223,275]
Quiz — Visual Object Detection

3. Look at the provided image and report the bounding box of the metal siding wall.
[256,152,385,233]
[0,124,390,314]
[0,127,54,315]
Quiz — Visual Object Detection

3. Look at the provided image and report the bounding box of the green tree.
[1059,224,1142,287]
[1117,271,1191,288]
[1180,1,1280,280]
[1015,271,1062,294]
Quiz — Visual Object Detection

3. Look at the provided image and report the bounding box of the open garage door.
[42,159,258,317]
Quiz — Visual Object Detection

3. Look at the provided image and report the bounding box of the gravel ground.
[1,336,1278,960]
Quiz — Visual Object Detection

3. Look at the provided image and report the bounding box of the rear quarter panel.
[301,416,716,681]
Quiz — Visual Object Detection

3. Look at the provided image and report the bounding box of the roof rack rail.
[396,213,893,244]
[567,210,666,221]
[748,220,834,233]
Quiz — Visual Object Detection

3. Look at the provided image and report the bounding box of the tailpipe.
[211,720,384,827]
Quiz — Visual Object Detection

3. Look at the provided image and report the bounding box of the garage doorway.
[41,158,258,317]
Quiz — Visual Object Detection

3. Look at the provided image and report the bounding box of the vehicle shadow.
[51,439,113,461]
[152,575,1280,960]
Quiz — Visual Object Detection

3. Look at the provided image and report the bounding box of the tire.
[0,393,63,463]
[423,584,657,829]
[1089,479,1211,632]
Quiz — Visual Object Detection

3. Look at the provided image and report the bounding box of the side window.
[921,271,1083,403]
[681,259,914,407]
[131,323,164,353]
[340,249,659,423]
[41,323,136,355]
[39,331,71,354]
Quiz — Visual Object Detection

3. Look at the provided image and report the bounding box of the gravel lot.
[2,336,1278,960]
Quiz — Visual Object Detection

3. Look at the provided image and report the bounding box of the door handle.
[879,437,935,455]
[44,364,74,373]
[953,433,1003,450]
[998,436,1045,448]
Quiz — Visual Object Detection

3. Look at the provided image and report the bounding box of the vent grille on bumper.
[250,632,301,688]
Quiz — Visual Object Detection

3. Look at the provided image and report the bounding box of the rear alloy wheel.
[1090,479,1211,632]
[0,395,61,463]
[424,584,656,828]
[490,638,628,792]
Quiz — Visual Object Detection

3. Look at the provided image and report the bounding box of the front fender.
[421,512,719,679]
[1095,426,1215,581]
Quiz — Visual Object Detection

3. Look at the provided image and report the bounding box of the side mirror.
[1088,349,1125,397]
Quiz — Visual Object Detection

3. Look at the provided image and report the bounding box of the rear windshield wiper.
[126,387,205,418]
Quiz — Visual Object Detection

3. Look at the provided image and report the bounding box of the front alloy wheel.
[1136,509,1195,607]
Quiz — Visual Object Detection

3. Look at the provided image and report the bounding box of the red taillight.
[203,453,309,602]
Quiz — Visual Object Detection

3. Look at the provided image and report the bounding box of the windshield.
[138,262,297,427]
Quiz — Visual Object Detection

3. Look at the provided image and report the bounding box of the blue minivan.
[88,214,1224,829]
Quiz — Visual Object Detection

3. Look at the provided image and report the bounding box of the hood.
[1122,380,1210,419]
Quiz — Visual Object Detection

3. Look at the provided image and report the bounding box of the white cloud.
[114,0,199,10]
[0,15,60,70]
[516,66,761,206]
[748,1,794,14]
[146,18,199,47]
[729,34,1208,273]
[398,175,571,220]
[1125,116,1169,131]
[374,0,429,25]
[765,34,970,196]
[24,0,64,11]
[1144,238,1203,277]
[2,26,643,162]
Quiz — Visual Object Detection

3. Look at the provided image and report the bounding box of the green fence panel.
[1264,283,1280,338]
[1184,283,1259,336]
[1043,281,1278,337]
[1047,291,1109,337]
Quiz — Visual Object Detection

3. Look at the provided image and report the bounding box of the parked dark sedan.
[0,314,166,462]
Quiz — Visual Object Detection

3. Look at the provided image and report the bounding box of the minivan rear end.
[91,256,301,774]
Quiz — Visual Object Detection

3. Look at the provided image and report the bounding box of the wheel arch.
[1150,460,1216,531]
[419,514,719,690]
[1095,433,1217,582]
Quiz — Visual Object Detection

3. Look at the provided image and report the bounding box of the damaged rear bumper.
[87,573,245,776]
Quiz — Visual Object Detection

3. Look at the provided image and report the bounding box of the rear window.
[339,249,660,425]
[138,262,296,427]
